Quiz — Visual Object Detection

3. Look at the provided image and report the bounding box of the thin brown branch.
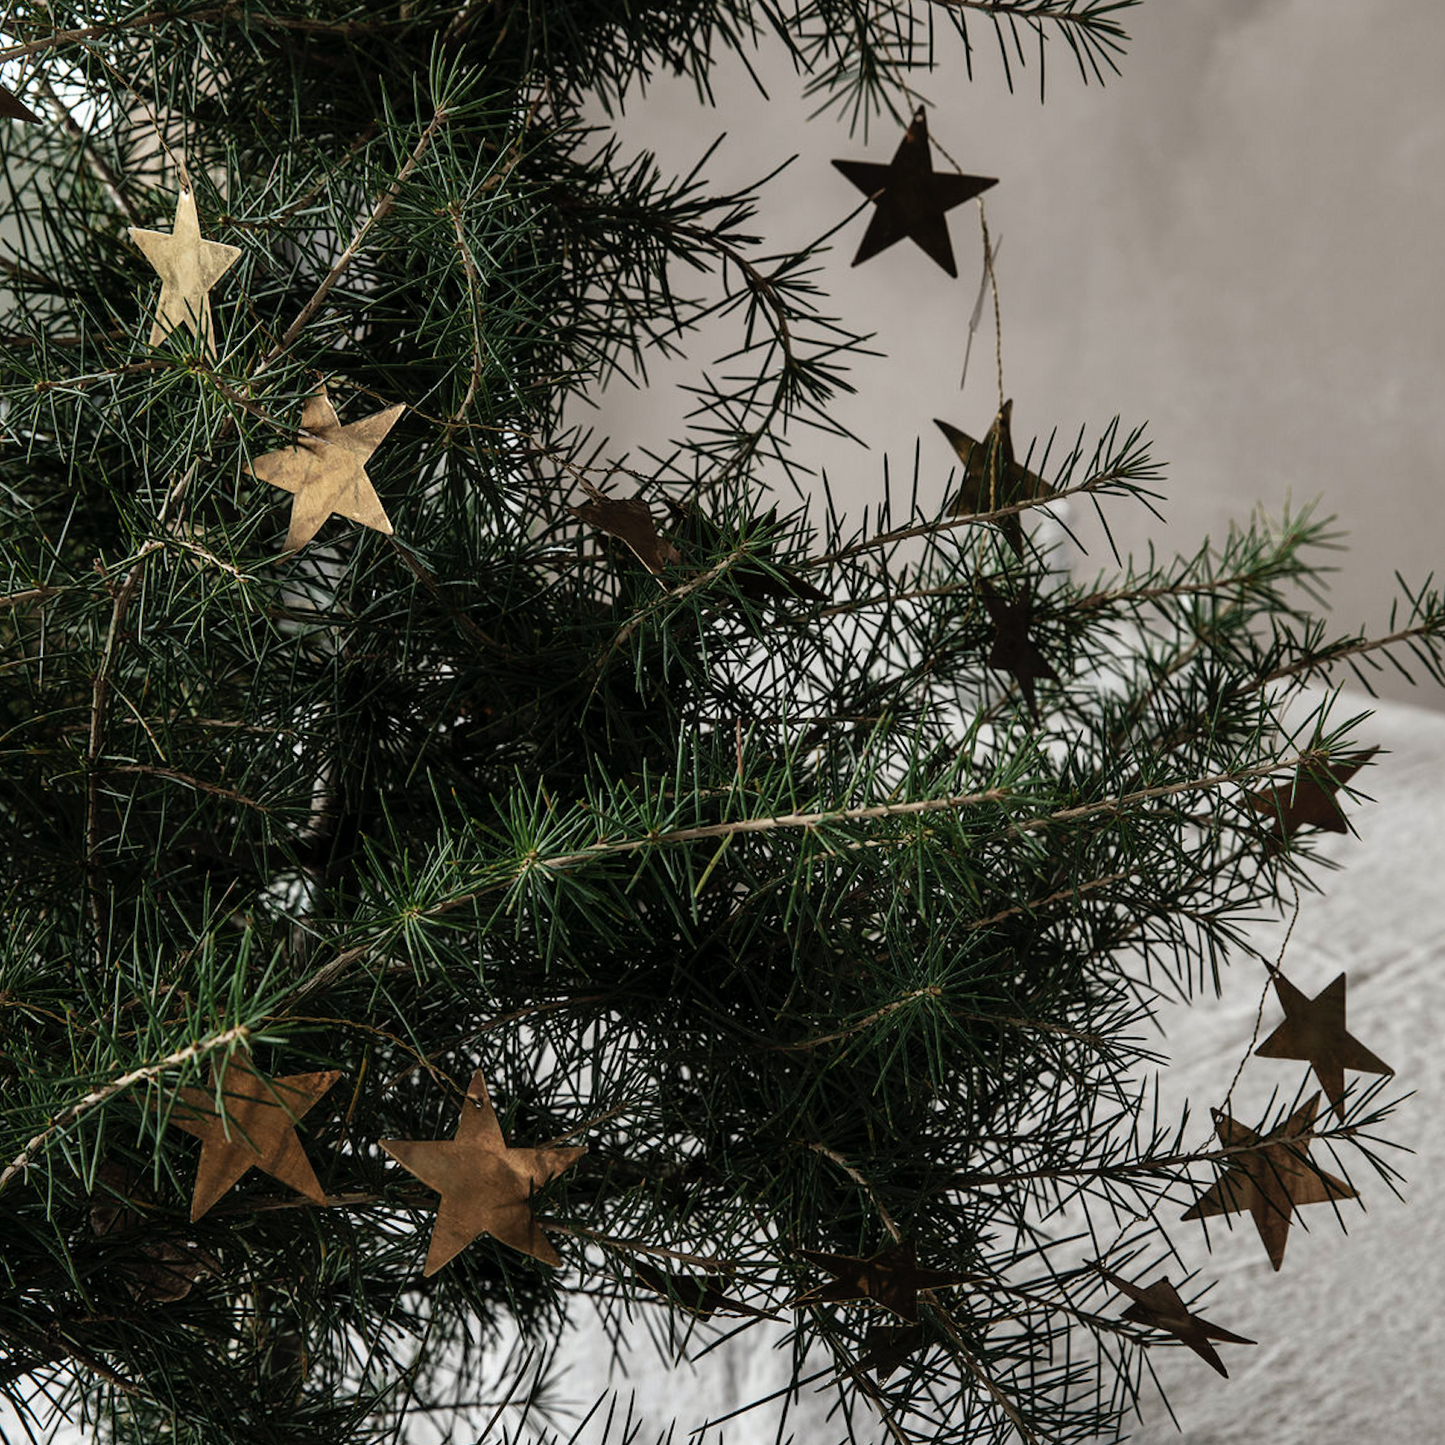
[102,764,272,813]
[256,104,451,372]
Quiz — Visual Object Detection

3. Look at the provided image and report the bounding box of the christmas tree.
[2,2,1441,1443]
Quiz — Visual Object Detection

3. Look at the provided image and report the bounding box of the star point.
[128,187,241,355]
[1101,1270,1254,1379]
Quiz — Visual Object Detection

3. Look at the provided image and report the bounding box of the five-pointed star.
[1248,748,1378,842]
[633,1260,780,1320]
[980,578,1059,724]
[167,1053,340,1221]
[1101,1269,1255,1379]
[247,386,403,553]
[128,187,241,354]
[832,107,997,277]
[792,1242,969,1323]
[1255,971,1393,1119]
[1181,1093,1355,1271]
[935,400,1049,558]
[380,1069,585,1275]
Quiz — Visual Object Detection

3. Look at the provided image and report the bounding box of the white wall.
[585,0,1445,711]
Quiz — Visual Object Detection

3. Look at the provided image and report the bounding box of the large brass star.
[1100,1269,1254,1379]
[380,1070,585,1275]
[1181,1094,1355,1271]
[128,187,241,355]
[247,386,402,553]
[1255,971,1393,1119]
[792,1242,968,1323]
[934,400,1049,558]
[167,1053,340,1221]
[833,107,996,277]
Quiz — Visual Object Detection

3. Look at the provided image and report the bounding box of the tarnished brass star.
[1101,1268,1254,1378]
[935,400,1049,557]
[167,1053,340,1221]
[380,1070,585,1275]
[792,1242,968,1323]
[1255,971,1393,1118]
[1181,1094,1355,1271]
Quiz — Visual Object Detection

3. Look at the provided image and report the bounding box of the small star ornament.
[571,493,680,575]
[792,1242,968,1323]
[633,1260,780,1320]
[1181,1093,1355,1270]
[1248,749,1378,842]
[980,578,1059,723]
[1100,1268,1254,1379]
[1255,971,1393,1119]
[935,400,1048,558]
[128,186,241,354]
[166,1053,340,1221]
[832,107,997,277]
[247,386,403,553]
[380,1069,585,1274]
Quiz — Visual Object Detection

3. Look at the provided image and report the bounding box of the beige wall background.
[586,0,1445,712]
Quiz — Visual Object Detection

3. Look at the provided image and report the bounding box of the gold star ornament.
[247,386,403,553]
[129,186,241,354]
[1101,1268,1254,1379]
[166,1053,340,1221]
[792,1242,969,1323]
[380,1069,585,1275]
[1181,1093,1355,1271]
[1255,970,1393,1118]
[832,107,997,277]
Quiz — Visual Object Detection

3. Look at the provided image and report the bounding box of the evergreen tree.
[0,2,1439,1443]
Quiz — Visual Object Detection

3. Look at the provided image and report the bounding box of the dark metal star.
[1100,1269,1254,1379]
[1255,971,1393,1118]
[633,1260,780,1320]
[832,107,997,277]
[935,400,1049,558]
[980,577,1059,723]
[792,1242,969,1323]
[1248,749,1378,842]
[1181,1093,1355,1271]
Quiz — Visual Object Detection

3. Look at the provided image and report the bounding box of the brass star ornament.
[248,386,403,553]
[1255,971,1393,1119]
[1248,748,1378,842]
[166,1053,340,1221]
[792,1242,969,1323]
[128,186,241,354]
[633,1260,780,1320]
[934,400,1049,558]
[832,107,997,277]
[380,1069,585,1275]
[1181,1093,1355,1271]
[1100,1268,1254,1379]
